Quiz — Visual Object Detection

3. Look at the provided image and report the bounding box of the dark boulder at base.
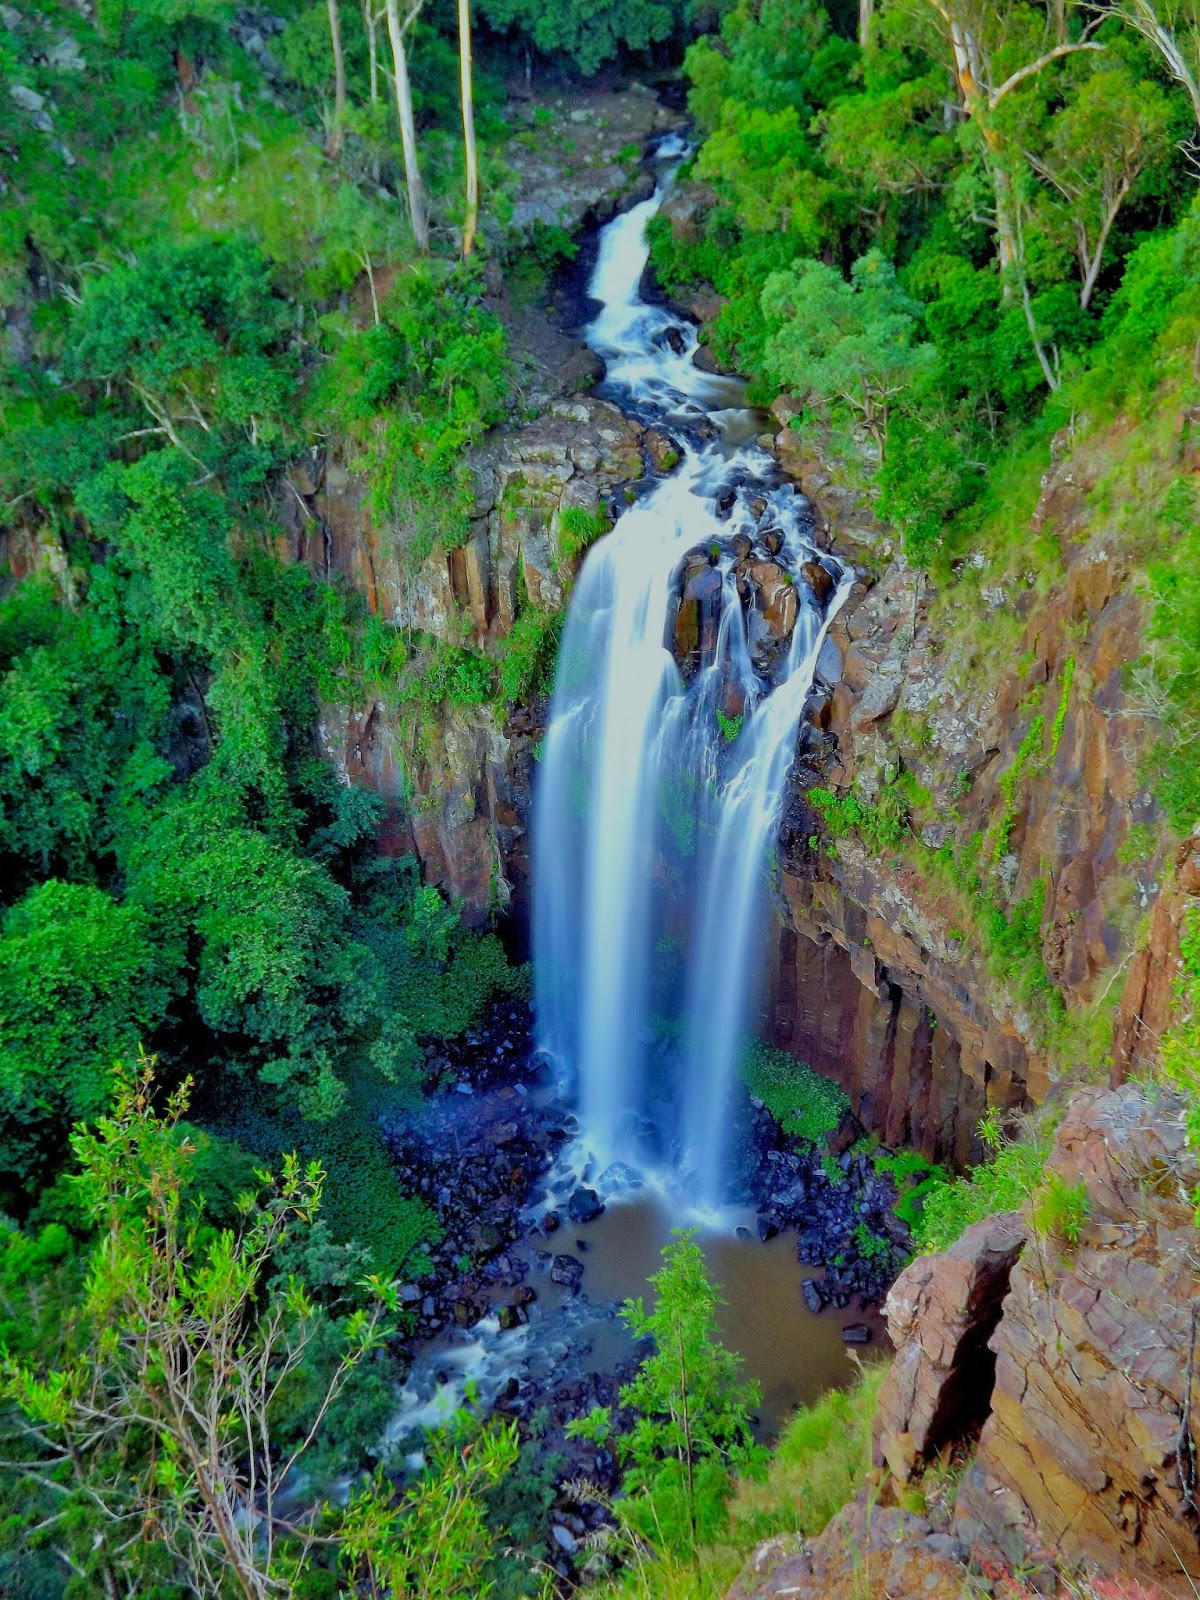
[567,1186,604,1223]
[550,1254,585,1290]
[801,1277,825,1315]
[842,1323,872,1345]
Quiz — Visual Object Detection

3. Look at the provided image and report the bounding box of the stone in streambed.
[801,1278,825,1315]
[550,1253,584,1290]
[498,1304,527,1331]
[567,1186,604,1223]
[841,1323,872,1345]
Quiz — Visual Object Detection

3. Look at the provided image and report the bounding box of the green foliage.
[1032,1170,1090,1249]
[313,264,510,567]
[991,714,1045,863]
[740,1039,850,1144]
[0,882,174,1194]
[715,708,744,743]
[761,251,934,459]
[656,0,1200,564]
[1160,905,1200,1212]
[557,505,612,566]
[496,608,564,703]
[339,1413,522,1600]
[477,0,684,73]
[807,781,908,852]
[585,1363,886,1600]
[614,1231,765,1559]
[915,1110,1051,1254]
[872,1146,948,1229]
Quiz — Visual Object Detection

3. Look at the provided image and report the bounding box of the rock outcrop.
[296,395,645,926]
[955,1085,1200,1592]
[848,1084,1200,1597]
[874,1211,1027,1483]
[728,1504,971,1600]
[753,405,1170,1165]
[731,1084,1200,1600]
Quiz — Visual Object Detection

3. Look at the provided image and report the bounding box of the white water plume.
[533,142,850,1210]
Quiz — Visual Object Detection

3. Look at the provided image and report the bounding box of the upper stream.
[534,140,851,1207]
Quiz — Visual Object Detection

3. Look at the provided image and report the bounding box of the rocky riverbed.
[374,995,913,1578]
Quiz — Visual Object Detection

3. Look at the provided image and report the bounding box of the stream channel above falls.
[383,137,898,1470]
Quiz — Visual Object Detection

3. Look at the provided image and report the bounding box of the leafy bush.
[741,1039,850,1144]
[915,1110,1051,1254]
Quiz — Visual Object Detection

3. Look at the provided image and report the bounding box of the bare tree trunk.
[326,0,346,158]
[859,0,874,49]
[458,0,479,256]
[362,0,379,103]
[384,0,428,251]
[1077,178,1131,310]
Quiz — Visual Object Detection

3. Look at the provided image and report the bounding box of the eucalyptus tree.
[325,0,347,156]
[458,0,479,256]
[1022,60,1173,307]
[904,0,1105,387]
[1105,0,1200,136]
[384,0,429,251]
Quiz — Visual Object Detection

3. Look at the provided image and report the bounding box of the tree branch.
[989,40,1105,109]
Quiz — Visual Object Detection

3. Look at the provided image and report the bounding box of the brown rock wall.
[952,1085,1200,1593]
[873,1212,1027,1481]
[301,398,645,924]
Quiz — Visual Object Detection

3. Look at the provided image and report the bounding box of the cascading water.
[534,141,851,1209]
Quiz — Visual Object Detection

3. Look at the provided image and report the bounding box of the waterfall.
[533,144,851,1209]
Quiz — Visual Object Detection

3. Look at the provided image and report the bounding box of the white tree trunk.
[326,0,346,157]
[458,0,479,256]
[385,0,428,251]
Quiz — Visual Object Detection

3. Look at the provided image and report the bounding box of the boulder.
[567,1186,604,1223]
[550,1253,585,1290]
[873,1210,1027,1482]
[674,563,725,676]
[727,1503,969,1600]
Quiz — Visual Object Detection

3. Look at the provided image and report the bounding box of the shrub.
[741,1039,850,1144]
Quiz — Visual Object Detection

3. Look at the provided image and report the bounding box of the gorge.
[4,5,1200,1598]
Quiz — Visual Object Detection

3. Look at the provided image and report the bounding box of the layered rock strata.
[860,1083,1200,1596]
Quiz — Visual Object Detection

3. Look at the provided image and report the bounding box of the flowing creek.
[385,139,890,1469]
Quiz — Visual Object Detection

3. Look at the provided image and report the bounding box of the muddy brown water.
[567,1190,887,1436]
[387,1184,888,1452]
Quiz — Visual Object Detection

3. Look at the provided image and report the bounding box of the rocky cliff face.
[733,1083,1200,1599]
[289,394,644,930]
[749,408,1168,1166]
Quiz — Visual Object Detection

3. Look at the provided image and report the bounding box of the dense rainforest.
[2,0,1200,1596]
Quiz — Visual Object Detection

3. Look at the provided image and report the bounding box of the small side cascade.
[533,139,851,1210]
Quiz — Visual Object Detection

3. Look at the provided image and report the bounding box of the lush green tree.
[478,0,683,73]
[761,250,935,459]
[0,581,174,890]
[1023,60,1174,308]
[572,1230,764,1559]
[0,1063,520,1598]
[0,883,176,1196]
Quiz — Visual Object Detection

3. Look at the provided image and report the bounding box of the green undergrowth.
[1159,905,1200,1213]
[913,1108,1053,1254]
[585,1364,887,1600]
[869,1145,947,1230]
[741,1039,850,1144]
